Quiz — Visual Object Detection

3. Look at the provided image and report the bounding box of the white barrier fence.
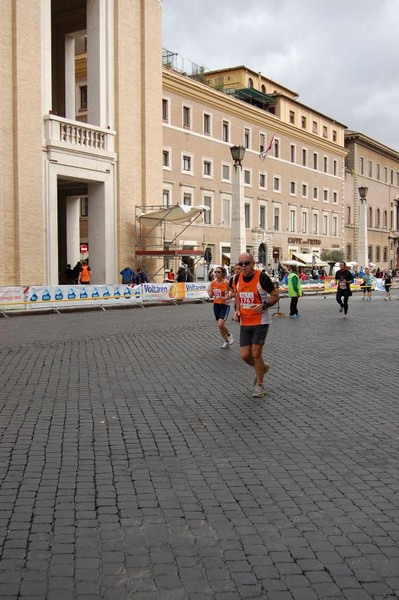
[0,282,209,314]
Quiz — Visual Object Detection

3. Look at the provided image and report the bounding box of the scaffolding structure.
[135,204,210,281]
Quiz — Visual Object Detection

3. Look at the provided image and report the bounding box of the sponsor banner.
[25,285,142,309]
[140,281,209,302]
[0,287,27,310]
[184,282,209,299]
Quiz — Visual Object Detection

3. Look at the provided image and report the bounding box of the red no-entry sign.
[80,243,88,254]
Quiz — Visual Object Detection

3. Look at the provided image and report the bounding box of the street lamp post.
[230,145,246,264]
[358,186,368,269]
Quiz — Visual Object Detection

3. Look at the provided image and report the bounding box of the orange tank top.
[210,279,229,304]
[235,271,270,326]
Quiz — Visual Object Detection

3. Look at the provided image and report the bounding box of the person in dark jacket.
[134,268,149,284]
[176,266,187,282]
[120,266,135,284]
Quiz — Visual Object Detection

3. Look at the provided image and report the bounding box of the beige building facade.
[162,64,348,275]
[345,132,399,269]
[0,0,162,286]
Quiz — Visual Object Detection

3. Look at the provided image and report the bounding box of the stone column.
[357,187,368,269]
[230,163,246,263]
[66,196,81,268]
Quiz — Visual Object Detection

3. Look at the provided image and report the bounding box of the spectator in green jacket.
[288,265,303,318]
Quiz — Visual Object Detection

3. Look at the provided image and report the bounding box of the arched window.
[376,208,380,227]
[368,206,372,227]
[258,243,266,266]
[261,84,266,93]
[383,210,388,228]
[248,77,254,88]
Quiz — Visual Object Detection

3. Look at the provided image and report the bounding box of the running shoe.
[254,362,270,385]
[221,341,229,349]
[252,385,266,398]
[227,333,234,345]
[339,307,343,313]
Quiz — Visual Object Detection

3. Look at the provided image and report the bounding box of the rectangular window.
[346,244,352,260]
[313,187,318,200]
[332,216,338,236]
[313,153,318,170]
[244,169,251,185]
[369,160,373,178]
[183,105,191,128]
[273,206,280,231]
[273,176,280,192]
[203,195,212,224]
[244,127,250,149]
[323,156,328,173]
[301,116,307,129]
[302,148,307,167]
[376,164,380,180]
[323,214,328,235]
[183,192,192,206]
[323,125,328,138]
[244,203,250,228]
[80,196,88,217]
[313,213,318,234]
[222,197,231,226]
[290,181,296,195]
[302,183,308,197]
[376,246,381,262]
[289,110,295,124]
[290,209,296,233]
[80,85,87,110]
[332,130,337,142]
[163,189,170,208]
[259,173,266,189]
[259,205,266,230]
[368,246,372,262]
[333,160,338,176]
[162,149,170,168]
[384,167,387,182]
[222,120,229,142]
[391,169,394,185]
[182,155,192,172]
[301,211,307,233]
[259,133,265,153]
[347,206,351,224]
[162,98,168,122]
[222,164,230,181]
[203,113,211,135]
[203,160,212,177]
[312,121,318,134]
[274,138,279,158]
[333,191,338,204]
[323,189,328,202]
[360,158,364,174]
[383,246,388,262]
[290,144,296,163]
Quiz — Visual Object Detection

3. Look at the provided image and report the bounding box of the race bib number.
[240,292,255,309]
[339,281,346,290]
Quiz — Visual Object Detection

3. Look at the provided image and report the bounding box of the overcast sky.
[162,0,399,151]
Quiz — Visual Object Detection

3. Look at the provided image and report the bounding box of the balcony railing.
[44,114,115,155]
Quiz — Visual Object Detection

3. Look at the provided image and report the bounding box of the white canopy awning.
[292,253,328,267]
[139,204,210,224]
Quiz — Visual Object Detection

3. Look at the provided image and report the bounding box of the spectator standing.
[65,264,74,283]
[134,268,149,284]
[120,265,135,284]
[177,266,187,282]
[335,260,354,318]
[287,265,303,318]
[72,261,81,284]
[383,271,392,301]
[78,260,91,285]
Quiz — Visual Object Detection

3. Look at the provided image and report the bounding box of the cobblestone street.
[1,292,399,600]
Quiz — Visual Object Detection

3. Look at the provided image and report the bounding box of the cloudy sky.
[162,0,399,151]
